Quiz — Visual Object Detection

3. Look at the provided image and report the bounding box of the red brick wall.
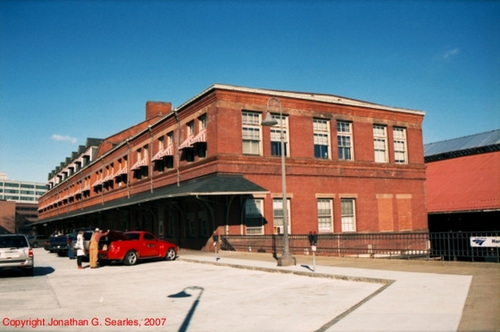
[39,86,427,237]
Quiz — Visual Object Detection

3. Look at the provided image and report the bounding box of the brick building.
[37,84,426,251]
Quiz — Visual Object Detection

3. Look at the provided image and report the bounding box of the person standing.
[89,228,109,269]
[75,230,86,269]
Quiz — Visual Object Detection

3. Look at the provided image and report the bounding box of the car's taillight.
[28,248,33,258]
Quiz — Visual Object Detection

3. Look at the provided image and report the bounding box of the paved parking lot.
[0,247,488,331]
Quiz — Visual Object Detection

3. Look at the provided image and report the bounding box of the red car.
[98,231,177,266]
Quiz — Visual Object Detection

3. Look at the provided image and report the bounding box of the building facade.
[37,84,427,251]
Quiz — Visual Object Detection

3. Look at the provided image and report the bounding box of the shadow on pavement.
[0,266,54,278]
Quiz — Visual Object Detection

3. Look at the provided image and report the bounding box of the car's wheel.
[165,248,176,261]
[123,251,138,266]
[32,242,38,248]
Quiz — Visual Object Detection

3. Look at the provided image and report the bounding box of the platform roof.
[426,151,500,213]
[425,129,500,162]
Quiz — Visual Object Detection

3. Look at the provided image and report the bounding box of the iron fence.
[221,231,499,262]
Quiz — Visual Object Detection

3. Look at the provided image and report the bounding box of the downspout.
[126,138,131,199]
[174,109,181,187]
[101,158,105,205]
[148,125,154,193]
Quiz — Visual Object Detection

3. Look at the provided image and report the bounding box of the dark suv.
[0,234,34,276]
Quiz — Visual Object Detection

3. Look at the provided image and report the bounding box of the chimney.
[146,101,172,120]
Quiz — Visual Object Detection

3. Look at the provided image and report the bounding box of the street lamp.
[262,97,296,266]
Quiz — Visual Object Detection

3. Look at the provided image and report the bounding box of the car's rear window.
[0,236,28,248]
[124,233,140,240]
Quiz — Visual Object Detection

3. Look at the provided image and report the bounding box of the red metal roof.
[426,151,500,213]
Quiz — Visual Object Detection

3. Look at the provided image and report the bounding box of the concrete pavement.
[0,248,498,332]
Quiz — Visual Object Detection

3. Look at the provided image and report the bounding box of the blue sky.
[1,0,499,183]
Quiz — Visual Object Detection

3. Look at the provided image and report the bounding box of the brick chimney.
[146,101,172,120]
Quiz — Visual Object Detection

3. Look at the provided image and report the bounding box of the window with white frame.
[337,121,353,160]
[393,127,408,164]
[270,115,289,157]
[242,111,261,155]
[341,198,356,232]
[273,198,291,234]
[245,198,264,235]
[314,119,330,159]
[373,125,388,163]
[317,198,333,232]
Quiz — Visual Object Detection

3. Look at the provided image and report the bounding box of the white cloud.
[51,134,77,144]
[442,48,459,59]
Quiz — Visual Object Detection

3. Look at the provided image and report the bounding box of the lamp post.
[262,97,296,266]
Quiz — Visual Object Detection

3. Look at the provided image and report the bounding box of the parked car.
[0,234,34,276]
[27,235,49,248]
[98,231,177,266]
[48,234,74,257]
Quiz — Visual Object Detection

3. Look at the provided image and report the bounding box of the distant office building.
[425,129,500,232]
[0,173,47,233]
[0,173,47,203]
[38,84,427,251]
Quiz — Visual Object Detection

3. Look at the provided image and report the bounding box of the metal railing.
[221,231,499,262]
[429,231,499,262]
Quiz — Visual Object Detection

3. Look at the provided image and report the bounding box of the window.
[314,119,330,159]
[242,111,261,155]
[167,131,174,146]
[245,198,264,235]
[199,114,207,130]
[187,212,196,237]
[158,136,165,150]
[199,211,209,237]
[373,125,388,163]
[187,121,195,137]
[270,115,289,157]
[273,198,291,234]
[195,114,207,159]
[317,199,333,232]
[341,198,356,232]
[393,127,408,164]
[337,121,353,160]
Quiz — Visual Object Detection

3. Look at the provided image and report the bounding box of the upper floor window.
[337,121,353,160]
[199,114,207,130]
[158,136,165,150]
[373,125,388,163]
[187,121,195,138]
[167,131,174,146]
[270,115,289,157]
[314,119,330,159]
[393,127,408,164]
[242,111,261,155]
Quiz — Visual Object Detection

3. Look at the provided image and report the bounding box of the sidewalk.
[179,249,500,332]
